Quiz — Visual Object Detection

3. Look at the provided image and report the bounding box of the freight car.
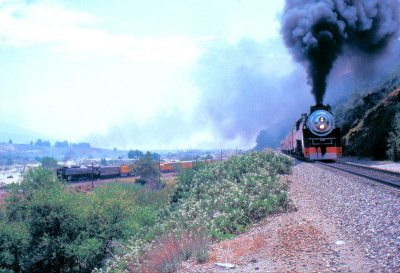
[159,161,194,173]
[281,104,342,160]
[57,165,133,181]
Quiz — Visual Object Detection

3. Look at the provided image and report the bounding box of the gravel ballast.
[298,161,400,272]
[180,159,400,272]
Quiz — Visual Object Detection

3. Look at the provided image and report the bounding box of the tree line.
[27,139,92,149]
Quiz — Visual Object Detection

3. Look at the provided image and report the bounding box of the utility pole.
[158,154,161,187]
[91,163,94,190]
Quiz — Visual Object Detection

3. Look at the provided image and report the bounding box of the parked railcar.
[57,165,133,181]
[281,104,342,160]
[99,166,120,178]
[159,161,194,173]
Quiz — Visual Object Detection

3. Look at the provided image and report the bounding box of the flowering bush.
[165,151,293,240]
[98,151,293,272]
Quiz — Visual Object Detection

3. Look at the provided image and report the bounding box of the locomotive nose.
[307,110,335,136]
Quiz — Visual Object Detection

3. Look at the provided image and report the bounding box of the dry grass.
[137,230,210,273]
[208,233,269,264]
[161,173,178,187]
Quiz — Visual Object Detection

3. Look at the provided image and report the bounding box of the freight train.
[280,104,342,160]
[57,160,200,181]
[57,165,133,181]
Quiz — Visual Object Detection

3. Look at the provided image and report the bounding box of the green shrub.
[37,156,58,169]
[170,161,208,204]
[0,169,168,273]
[163,151,293,241]
[19,166,61,193]
[134,152,161,189]
[98,151,293,272]
[0,222,30,272]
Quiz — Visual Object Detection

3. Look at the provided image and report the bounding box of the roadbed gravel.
[180,160,400,272]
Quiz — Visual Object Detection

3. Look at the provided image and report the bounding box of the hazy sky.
[0,0,304,149]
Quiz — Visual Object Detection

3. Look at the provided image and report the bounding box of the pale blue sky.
[0,0,303,149]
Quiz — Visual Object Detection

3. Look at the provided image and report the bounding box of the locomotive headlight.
[307,110,335,136]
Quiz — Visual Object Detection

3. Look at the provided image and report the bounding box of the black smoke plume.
[281,0,400,105]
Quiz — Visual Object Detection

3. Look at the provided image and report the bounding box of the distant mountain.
[0,122,51,144]
[0,142,129,165]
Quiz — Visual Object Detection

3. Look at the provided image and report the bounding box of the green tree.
[42,140,51,147]
[0,221,30,272]
[128,149,144,159]
[14,167,60,203]
[54,140,69,148]
[134,152,161,189]
[387,112,400,161]
[34,139,51,147]
[151,152,160,161]
[38,156,58,169]
[77,142,91,148]
[128,150,135,159]
[34,139,43,146]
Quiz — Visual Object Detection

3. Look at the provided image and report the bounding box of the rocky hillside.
[335,72,400,160]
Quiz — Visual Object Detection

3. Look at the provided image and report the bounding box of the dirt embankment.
[180,161,399,272]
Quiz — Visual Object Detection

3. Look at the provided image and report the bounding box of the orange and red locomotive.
[281,104,342,160]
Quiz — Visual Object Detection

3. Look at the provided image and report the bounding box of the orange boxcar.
[119,165,132,176]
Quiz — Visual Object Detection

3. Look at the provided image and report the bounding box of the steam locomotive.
[280,104,342,160]
[57,165,133,181]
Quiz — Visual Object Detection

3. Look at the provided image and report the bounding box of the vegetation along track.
[316,161,400,189]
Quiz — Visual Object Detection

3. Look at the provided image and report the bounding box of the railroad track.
[315,161,400,189]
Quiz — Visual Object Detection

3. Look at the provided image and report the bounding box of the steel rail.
[315,161,400,189]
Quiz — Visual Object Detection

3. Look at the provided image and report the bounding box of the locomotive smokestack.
[281,0,400,104]
[310,103,332,114]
